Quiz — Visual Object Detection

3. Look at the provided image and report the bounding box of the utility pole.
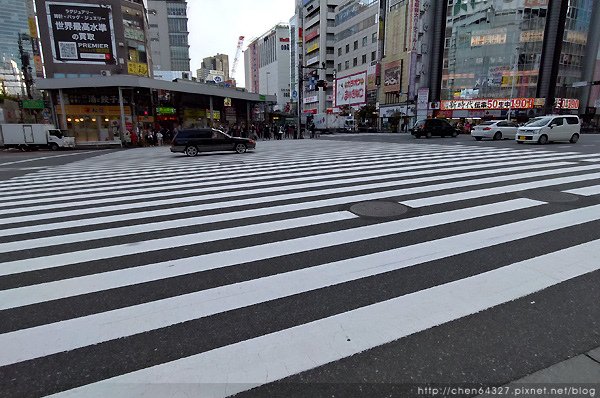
[18,34,34,99]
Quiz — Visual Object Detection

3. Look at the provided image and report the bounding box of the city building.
[377,0,442,130]
[244,24,291,112]
[34,0,152,79]
[332,0,379,113]
[438,0,600,120]
[0,0,33,68]
[146,0,191,77]
[197,54,229,84]
[300,0,341,114]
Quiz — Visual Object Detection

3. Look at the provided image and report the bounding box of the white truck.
[0,124,75,151]
[313,113,356,133]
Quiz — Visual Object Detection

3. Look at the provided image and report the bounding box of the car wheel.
[185,145,198,157]
[493,132,502,141]
[414,134,421,139]
[538,134,548,145]
[50,143,59,151]
[474,137,482,141]
[425,131,432,139]
[569,133,580,144]
[235,143,247,154]
[517,141,524,144]
[452,131,458,138]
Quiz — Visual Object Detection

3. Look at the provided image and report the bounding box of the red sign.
[304,29,319,42]
[303,109,317,114]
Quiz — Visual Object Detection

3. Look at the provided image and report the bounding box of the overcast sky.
[187,0,295,87]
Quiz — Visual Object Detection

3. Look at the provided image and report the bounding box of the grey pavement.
[1,137,599,397]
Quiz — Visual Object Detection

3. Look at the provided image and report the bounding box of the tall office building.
[301,0,341,114]
[197,54,229,83]
[439,0,599,118]
[332,0,379,112]
[0,0,33,67]
[147,0,190,77]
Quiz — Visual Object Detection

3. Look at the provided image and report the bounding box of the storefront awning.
[35,75,276,103]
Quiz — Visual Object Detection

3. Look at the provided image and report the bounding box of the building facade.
[439,0,598,119]
[244,24,291,111]
[332,0,379,114]
[35,0,152,79]
[147,0,190,76]
[197,54,229,84]
[0,0,33,68]
[301,0,341,114]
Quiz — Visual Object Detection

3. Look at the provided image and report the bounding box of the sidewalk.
[478,346,600,397]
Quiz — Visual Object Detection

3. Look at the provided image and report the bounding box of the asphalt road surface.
[0,135,599,398]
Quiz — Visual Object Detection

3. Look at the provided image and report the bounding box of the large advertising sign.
[334,72,367,107]
[441,98,535,110]
[384,60,401,93]
[46,2,116,64]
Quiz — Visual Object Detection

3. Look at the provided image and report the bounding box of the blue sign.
[213,76,223,83]
[292,90,298,100]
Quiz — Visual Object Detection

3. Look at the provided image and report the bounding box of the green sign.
[156,107,176,115]
[259,95,266,101]
[22,99,45,109]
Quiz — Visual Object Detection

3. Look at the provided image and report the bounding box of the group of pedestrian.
[125,126,173,147]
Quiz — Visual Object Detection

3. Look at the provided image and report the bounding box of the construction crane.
[230,35,245,82]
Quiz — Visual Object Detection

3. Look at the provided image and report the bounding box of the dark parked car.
[411,119,459,138]
[170,128,256,157]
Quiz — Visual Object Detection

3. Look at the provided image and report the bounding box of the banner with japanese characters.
[334,72,367,108]
[46,2,116,64]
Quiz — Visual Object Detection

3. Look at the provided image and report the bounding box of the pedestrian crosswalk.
[1,140,600,397]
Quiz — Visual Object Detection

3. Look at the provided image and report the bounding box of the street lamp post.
[507,46,520,121]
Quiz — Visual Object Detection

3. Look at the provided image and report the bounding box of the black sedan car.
[411,119,459,138]
[170,128,256,157]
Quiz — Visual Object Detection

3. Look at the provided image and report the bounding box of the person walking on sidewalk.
[156,131,163,146]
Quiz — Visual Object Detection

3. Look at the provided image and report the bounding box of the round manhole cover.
[518,190,580,203]
[350,201,409,218]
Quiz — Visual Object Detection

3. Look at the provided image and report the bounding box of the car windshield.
[48,130,63,139]
[480,122,494,126]
[525,118,549,127]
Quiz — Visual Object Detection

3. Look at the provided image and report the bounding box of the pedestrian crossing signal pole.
[296,0,304,140]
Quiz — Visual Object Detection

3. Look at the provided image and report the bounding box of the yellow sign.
[224,97,232,107]
[55,105,131,116]
[306,42,319,54]
[127,62,148,77]
[28,17,38,38]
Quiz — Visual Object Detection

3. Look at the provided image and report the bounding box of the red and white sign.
[334,71,367,107]
[441,98,536,111]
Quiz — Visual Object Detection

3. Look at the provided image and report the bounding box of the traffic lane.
[242,269,600,398]
[0,150,119,182]
[324,133,600,154]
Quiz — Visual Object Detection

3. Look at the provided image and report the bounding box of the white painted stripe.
[0,210,357,254]
[0,199,543,310]
[0,151,99,167]
[48,237,600,398]
[0,146,437,186]
[0,146,518,192]
[0,151,576,209]
[0,149,586,199]
[564,185,600,196]
[0,160,581,223]
[0,150,532,204]
[400,170,600,208]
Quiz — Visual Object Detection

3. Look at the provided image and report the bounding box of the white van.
[516,115,581,145]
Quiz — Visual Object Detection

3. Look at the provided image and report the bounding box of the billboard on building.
[45,2,116,64]
[384,60,401,93]
[334,72,367,107]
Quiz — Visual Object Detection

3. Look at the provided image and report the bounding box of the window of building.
[353,57,357,66]
[362,54,367,64]
[338,63,341,71]
[372,32,377,43]
[371,51,376,61]
[338,47,342,56]
[346,44,350,53]
[354,40,358,50]
[345,60,349,69]
[362,36,367,47]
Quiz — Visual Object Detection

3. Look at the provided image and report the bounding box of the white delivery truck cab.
[0,124,75,151]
